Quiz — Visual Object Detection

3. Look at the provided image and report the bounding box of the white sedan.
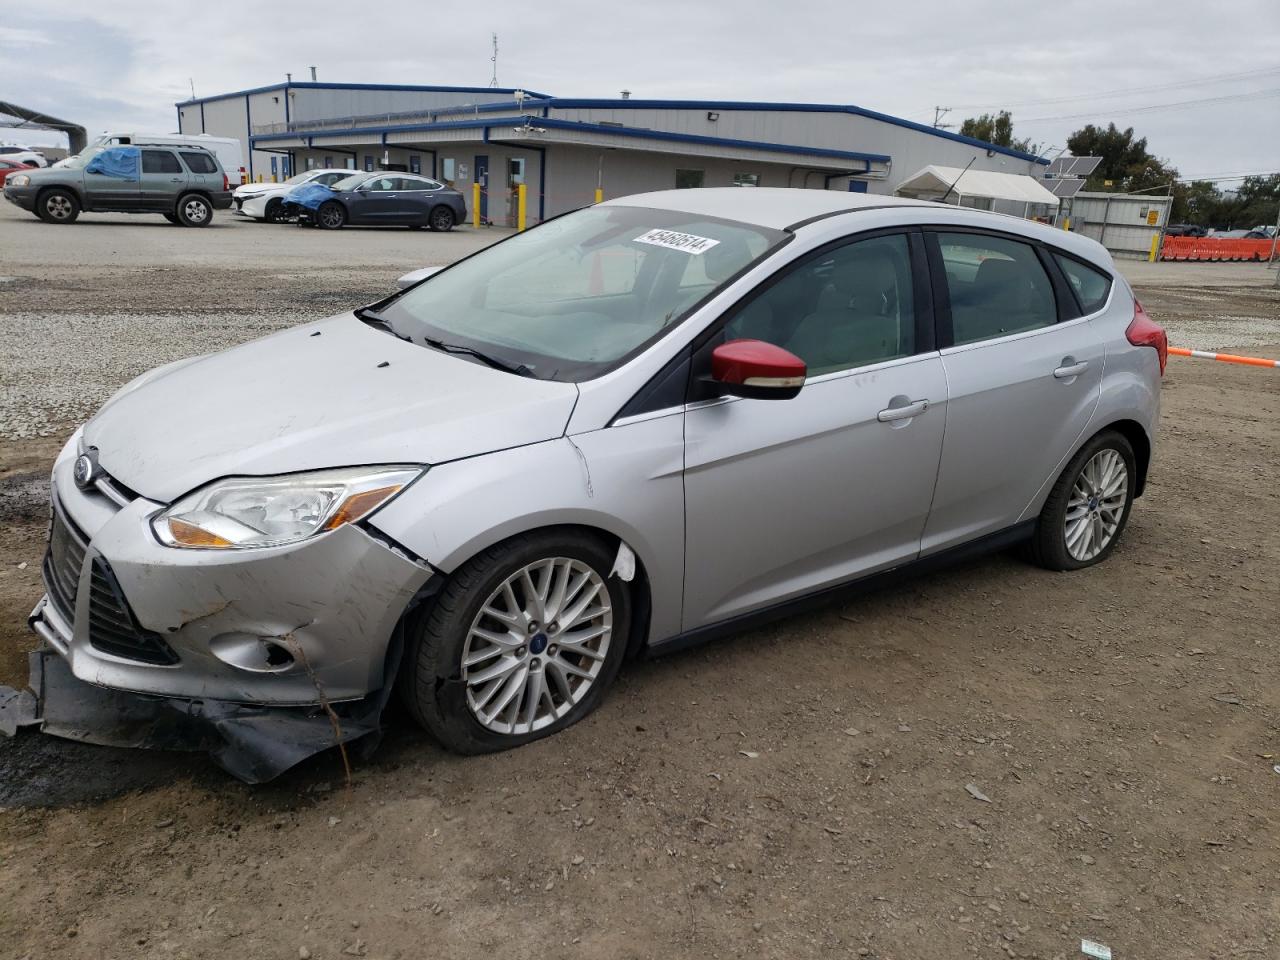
[0,145,47,167]
[233,169,353,222]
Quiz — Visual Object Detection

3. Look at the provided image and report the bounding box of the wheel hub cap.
[461,557,612,736]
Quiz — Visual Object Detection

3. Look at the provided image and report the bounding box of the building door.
[474,154,489,222]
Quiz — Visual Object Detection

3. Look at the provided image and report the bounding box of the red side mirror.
[710,339,806,400]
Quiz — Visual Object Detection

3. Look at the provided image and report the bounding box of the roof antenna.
[310,66,317,82]
[489,33,499,87]
[938,156,976,204]
[189,78,196,100]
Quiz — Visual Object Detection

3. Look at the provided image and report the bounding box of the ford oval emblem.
[73,453,96,490]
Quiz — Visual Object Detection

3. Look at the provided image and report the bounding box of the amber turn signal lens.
[165,518,234,548]
[320,484,403,531]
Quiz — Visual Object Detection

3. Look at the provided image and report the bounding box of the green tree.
[957,110,1042,155]
[1065,123,1178,192]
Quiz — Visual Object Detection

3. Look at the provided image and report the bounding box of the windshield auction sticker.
[633,229,721,255]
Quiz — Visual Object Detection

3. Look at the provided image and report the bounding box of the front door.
[347,174,403,224]
[682,231,946,629]
[139,149,187,211]
[82,147,142,210]
[920,229,1104,555]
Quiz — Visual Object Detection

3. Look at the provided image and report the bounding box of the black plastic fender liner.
[0,646,401,785]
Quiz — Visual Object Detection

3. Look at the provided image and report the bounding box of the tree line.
[957,112,1279,229]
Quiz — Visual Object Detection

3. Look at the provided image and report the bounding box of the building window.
[364,155,374,172]
[732,172,760,188]
[508,158,526,187]
[409,155,422,174]
[345,157,356,169]
[324,155,334,168]
[675,169,705,189]
[305,156,316,170]
[441,158,457,188]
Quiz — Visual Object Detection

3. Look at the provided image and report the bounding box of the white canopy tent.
[894,164,1059,214]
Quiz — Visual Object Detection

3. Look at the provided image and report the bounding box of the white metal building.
[1064,192,1172,259]
[176,82,1050,226]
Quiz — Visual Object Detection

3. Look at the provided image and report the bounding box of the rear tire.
[428,206,455,232]
[36,189,79,224]
[316,201,346,229]
[175,194,212,227]
[1024,430,1136,571]
[400,530,630,754]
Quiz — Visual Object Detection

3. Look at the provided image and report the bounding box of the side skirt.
[646,520,1036,659]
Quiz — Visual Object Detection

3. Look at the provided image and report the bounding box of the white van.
[84,133,246,185]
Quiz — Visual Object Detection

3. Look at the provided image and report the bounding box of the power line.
[1177,171,1280,183]
[1017,87,1280,123]
[946,65,1280,111]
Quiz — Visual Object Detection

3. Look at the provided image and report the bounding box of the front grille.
[88,557,179,665]
[43,502,87,624]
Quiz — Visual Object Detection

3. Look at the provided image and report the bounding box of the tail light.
[222,172,230,191]
[1126,298,1167,375]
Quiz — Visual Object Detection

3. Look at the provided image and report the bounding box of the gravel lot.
[0,200,1277,960]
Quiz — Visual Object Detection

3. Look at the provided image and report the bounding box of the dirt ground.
[1,207,1277,960]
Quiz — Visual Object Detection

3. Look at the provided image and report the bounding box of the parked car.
[83,132,245,186]
[17,189,1164,780]
[3,145,232,226]
[0,158,34,185]
[0,145,47,167]
[233,169,357,222]
[1164,224,1207,237]
[1211,229,1268,240]
[284,171,467,231]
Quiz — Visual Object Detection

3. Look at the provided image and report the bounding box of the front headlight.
[152,466,423,549]
[8,174,30,187]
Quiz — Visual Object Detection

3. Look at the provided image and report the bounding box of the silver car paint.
[29,189,1160,708]
[83,312,579,502]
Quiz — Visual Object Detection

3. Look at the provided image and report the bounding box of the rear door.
[179,150,223,195]
[396,176,442,223]
[920,229,1104,555]
[139,149,187,210]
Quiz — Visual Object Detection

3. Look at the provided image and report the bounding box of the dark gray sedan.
[285,171,468,231]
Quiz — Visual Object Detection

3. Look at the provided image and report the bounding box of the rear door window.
[179,151,217,174]
[935,232,1057,346]
[142,150,182,174]
[1053,254,1112,315]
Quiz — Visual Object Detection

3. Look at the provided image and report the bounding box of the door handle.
[1054,360,1089,379]
[877,399,929,422]
[169,177,184,182]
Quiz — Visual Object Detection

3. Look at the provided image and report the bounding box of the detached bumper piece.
[0,645,400,784]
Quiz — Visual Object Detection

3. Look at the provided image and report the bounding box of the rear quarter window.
[180,152,218,174]
[1053,254,1112,315]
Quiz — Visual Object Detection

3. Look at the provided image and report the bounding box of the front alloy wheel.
[401,531,630,754]
[462,557,613,735]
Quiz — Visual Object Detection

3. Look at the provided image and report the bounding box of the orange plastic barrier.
[1169,346,1279,369]
[1160,236,1276,262]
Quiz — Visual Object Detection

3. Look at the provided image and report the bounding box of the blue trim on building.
[244,95,253,180]
[255,115,887,166]
[176,81,554,108]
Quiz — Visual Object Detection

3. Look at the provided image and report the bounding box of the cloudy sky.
[2,0,1277,182]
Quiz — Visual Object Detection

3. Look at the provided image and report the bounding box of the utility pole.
[489,33,499,87]
[932,106,953,130]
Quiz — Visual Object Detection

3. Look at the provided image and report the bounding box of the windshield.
[379,205,785,381]
[330,173,367,191]
[284,172,313,185]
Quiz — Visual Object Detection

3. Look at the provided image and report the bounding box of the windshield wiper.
[355,306,409,340]
[420,336,533,377]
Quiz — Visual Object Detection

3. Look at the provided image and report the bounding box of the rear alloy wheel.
[37,189,79,224]
[401,531,630,754]
[316,201,346,229]
[428,206,455,232]
[1025,430,1136,571]
[264,199,289,223]
[176,194,212,227]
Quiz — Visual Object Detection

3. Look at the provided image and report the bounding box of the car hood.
[83,313,581,503]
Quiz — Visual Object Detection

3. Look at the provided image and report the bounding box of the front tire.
[264,199,289,223]
[401,531,630,754]
[1025,430,1136,571]
[428,205,455,232]
[316,201,346,229]
[175,194,212,227]
[37,189,79,224]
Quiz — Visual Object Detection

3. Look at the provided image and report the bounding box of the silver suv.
[2,144,232,226]
[13,189,1165,780]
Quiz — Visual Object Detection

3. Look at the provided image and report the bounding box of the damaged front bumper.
[1,432,438,782]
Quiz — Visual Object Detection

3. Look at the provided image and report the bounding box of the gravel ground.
[0,202,1277,960]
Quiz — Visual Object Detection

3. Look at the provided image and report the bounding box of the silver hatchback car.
[16,189,1165,779]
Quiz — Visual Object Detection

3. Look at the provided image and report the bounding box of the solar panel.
[1046,178,1087,199]
[1045,156,1102,177]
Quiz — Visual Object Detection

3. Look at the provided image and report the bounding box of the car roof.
[604,187,932,230]
[603,187,1114,270]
